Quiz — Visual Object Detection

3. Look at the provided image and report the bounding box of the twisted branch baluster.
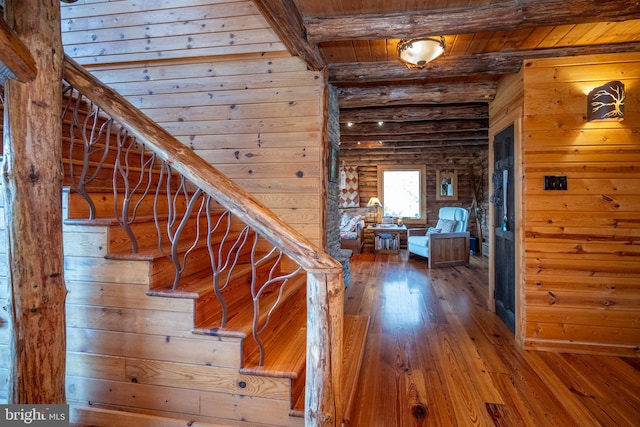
[206,206,251,327]
[112,127,157,253]
[63,86,113,219]
[250,233,302,366]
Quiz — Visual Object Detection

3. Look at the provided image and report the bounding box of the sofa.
[339,212,365,254]
[407,207,470,268]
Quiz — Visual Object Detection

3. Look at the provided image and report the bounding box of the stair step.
[341,314,370,425]
[240,286,307,376]
[289,314,370,419]
[193,269,305,340]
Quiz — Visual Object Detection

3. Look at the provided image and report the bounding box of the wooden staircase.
[54,69,369,426]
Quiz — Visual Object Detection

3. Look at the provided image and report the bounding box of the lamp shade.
[367,197,382,208]
[397,37,445,68]
[587,81,625,121]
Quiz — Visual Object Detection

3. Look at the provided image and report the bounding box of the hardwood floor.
[345,251,640,427]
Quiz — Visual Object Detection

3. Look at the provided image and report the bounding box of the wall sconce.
[587,80,625,121]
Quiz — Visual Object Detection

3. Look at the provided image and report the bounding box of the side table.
[367,224,407,254]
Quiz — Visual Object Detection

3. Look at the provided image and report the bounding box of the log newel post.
[305,270,344,426]
[3,0,67,403]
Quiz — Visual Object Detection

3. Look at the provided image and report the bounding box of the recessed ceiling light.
[378,121,384,126]
[347,122,354,127]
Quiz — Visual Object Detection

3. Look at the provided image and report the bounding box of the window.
[377,165,426,224]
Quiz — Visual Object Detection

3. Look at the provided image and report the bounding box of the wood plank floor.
[345,251,640,427]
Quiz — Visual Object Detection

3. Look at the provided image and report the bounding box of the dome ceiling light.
[397,37,445,68]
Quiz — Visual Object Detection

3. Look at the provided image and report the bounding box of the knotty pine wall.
[339,146,489,251]
[61,0,326,248]
[518,52,639,356]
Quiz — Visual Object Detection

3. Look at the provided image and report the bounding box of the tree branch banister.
[62,55,340,274]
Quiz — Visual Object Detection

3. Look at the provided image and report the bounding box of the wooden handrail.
[62,55,343,426]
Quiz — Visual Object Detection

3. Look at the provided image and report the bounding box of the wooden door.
[493,124,515,333]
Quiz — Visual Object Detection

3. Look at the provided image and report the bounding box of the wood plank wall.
[339,146,488,251]
[60,0,326,247]
[520,52,640,356]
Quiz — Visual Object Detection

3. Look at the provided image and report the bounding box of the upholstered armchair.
[407,207,470,268]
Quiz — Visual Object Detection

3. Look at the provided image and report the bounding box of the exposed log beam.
[252,0,326,70]
[305,0,640,43]
[340,130,488,143]
[341,139,488,150]
[340,104,488,123]
[0,17,37,82]
[330,42,640,84]
[341,119,487,136]
[338,81,497,108]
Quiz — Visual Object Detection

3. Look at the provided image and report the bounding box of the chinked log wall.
[490,52,640,356]
[61,0,326,248]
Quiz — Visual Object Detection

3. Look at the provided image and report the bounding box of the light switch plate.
[544,175,567,190]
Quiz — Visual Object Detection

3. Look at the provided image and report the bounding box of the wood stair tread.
[240,295,307,378]
[146,262,255,298]
[290,314,370,417]
[341,314,370,425]
[105,238,210,261]
[146,270,215,298]
[193,271,306,339]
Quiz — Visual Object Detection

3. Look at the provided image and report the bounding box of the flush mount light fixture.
[397,36,445,68]
[587,80,625,121]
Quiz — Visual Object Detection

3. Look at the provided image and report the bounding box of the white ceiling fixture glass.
[397,37,445,68]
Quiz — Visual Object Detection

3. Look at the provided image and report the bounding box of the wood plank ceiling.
[254,0,640,151]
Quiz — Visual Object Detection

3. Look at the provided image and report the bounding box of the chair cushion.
[340,213,363,232]
[435,218,456,233]
[438,207,469,232]
[407,235,429,247]
[340,231,359,240]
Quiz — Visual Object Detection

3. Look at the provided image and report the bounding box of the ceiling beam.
[340,139,488,150]
[252,0,326,70]
[338,81,497,108]
[340,130,488,143]
[305,0,640,43]
[340,104,488,123]
[330,42,640,84]
[0,17,37,82]
[341,119,487,136]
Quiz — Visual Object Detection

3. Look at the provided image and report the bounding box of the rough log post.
[2,0,66,403]
[306,271,344,426]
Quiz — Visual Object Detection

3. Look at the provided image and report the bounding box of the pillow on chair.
[435,218,456,233]
[427,227,441,234]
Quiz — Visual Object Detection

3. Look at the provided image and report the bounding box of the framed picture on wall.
[436,169,457,201]
[330,146,339,182]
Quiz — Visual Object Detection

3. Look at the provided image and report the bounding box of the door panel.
[493,125,515,333]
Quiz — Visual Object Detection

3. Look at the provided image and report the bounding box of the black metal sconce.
[587,80,625,122]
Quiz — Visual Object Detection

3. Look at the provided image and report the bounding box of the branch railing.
[62,56,343,426]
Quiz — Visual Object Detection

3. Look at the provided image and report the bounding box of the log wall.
[61,0,326,247]
[520,52,640,355]
[339,146,489,251]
